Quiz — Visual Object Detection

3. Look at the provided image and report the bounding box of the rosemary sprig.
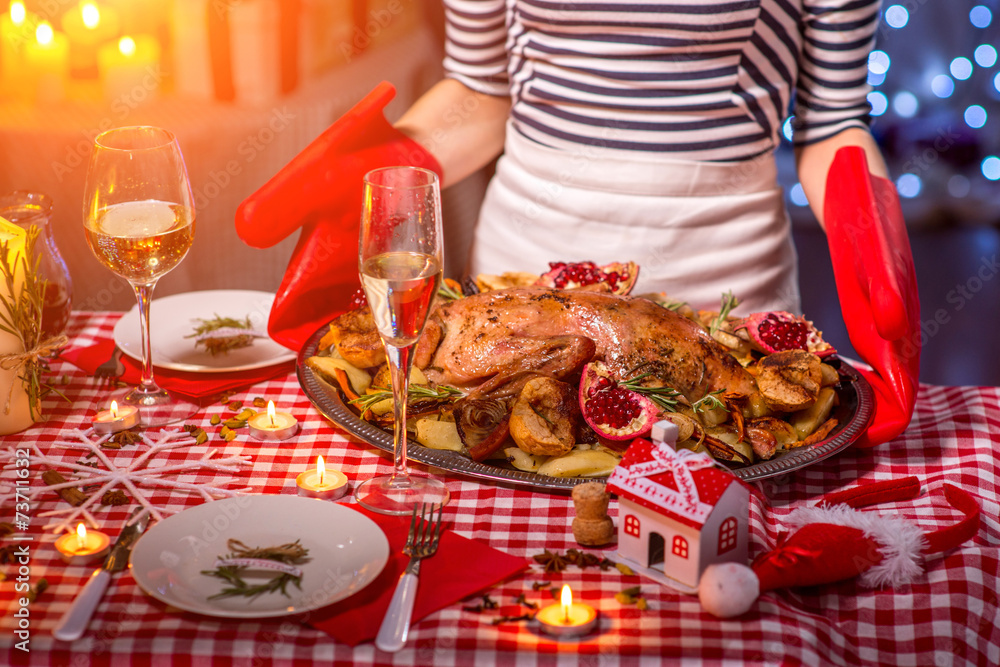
[709,291,740,336]
[621,374,728,415]
[349,383,462,418]
[692,390,727,413]
[438,280,464,301]
[185,314,256,356]
[621,372,683,412]
[201,539,310,601]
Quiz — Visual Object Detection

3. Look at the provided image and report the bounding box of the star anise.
[106,428,141,448]
[565,548,603,569]
[532,549,570,573]
[101,490,129,506]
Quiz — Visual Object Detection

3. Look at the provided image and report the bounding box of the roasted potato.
[509,377,578,457]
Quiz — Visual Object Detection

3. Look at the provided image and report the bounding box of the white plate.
[129,495,390,619]
[113,290,296,373]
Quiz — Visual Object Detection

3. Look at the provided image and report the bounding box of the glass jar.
[0,191,73,338]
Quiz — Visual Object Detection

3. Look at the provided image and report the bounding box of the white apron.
[467,126,801,314]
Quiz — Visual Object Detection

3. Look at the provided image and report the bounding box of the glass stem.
[131,281,160,393]
[386,342,414,483]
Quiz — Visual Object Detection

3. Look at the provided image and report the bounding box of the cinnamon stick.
[41,470,87,506]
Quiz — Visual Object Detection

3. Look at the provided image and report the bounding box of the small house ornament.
[606,421,749,594]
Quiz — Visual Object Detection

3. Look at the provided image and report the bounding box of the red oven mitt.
[235,82,442,349]
[824,146,920,447]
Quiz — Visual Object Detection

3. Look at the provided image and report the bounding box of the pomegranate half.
[578,361,659,441]
[535,261,639,296]
[735,311,835,357]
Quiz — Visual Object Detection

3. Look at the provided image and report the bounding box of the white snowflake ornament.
[0,428,253,534]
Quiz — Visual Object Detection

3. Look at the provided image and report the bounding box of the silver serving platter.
[297,324,875,491]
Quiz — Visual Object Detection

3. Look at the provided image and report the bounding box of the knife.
[52,508,150,642]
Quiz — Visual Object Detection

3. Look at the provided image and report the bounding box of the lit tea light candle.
[92,400,139,434]
[55,523,110,564]
[296,456,348,500]
[536,585,599,638]
[248,401,299,441]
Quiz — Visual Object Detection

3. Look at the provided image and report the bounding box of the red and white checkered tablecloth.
[2,312,998,666]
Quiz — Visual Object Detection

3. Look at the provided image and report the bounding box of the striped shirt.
[444,0,880,161]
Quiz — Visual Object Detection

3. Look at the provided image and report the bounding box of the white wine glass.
[354,166,450,514]
[82,126,197,427]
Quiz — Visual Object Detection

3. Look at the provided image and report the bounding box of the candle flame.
[81,2,99,29]
[561,584,572,623]
[110,400,119,418]
[317,456,325,486]
[76,523,87,551]
[118,35,135,57]
[267,401,276,427]
[10,1,25,25]
[35,21,53,46]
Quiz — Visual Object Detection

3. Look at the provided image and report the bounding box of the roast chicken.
[324,287,758,402]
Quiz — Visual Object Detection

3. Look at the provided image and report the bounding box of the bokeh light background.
[780,2,1000,227]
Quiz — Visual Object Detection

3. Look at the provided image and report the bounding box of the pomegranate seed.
[758,314,808,351]
[587,386,641,429]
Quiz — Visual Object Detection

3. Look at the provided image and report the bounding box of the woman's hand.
[794,127,889,228]
[394,79,511,187]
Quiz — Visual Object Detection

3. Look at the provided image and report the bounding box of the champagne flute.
[82,126,197,427]
[354,166,450,514]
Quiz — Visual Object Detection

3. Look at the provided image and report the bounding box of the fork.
[375,503,444,653]
[93,346,125,382]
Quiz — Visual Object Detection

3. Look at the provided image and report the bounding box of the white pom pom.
[698,562,760,618]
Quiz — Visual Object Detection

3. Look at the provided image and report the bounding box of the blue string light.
[974,44,997,68]
[884,5,909,28]
[970,6,993,29]
[896,173,922,198]
[950,57,973,80]
[965,105,988,129]
[867,91,888,116]
[931,75,955,98]
[982,156,1000,181]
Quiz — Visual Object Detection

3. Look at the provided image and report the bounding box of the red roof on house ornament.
[607,438,740,530]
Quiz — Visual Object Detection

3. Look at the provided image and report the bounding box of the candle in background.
[97,34,160,103]
[0,216,33,435]
[0,2,40,99]
[61,1,120,78]
[24,21,69,103]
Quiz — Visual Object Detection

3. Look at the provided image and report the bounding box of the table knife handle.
[375,571,418,653]
[52,569,111,642]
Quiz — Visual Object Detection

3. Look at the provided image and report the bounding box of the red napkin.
[308,506,529,647]
[60,338,294,403]
[825,146,921,447]
[235,82,442,350]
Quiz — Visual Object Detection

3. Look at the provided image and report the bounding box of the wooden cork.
[572,481,614,546]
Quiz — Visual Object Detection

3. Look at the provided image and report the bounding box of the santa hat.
[699,476,981,618]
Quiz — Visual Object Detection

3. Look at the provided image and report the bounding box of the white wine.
[361,251,442,347]
[84,200,195,284]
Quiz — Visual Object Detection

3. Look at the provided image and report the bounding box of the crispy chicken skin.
[423,288,757,401]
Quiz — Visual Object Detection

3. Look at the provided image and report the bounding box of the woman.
[393,0,890,313]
